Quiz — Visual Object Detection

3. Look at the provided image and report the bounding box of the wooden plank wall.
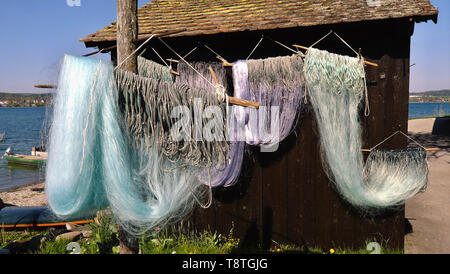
[107,18,414,250]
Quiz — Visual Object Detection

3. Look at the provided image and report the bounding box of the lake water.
[409,102,450,119]
[0,103,448,192]
[0,107,48,192]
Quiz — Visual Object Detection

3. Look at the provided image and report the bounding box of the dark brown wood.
[185,19,412,251]
[116,0,139,254]
[110,18,415,251]
[34,85,56,89]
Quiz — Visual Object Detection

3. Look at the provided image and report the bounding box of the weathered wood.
[34,85,56,89]
[117,0,138,74]
[116,0,139,254]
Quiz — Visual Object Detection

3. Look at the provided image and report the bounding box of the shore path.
[405,118,450,254]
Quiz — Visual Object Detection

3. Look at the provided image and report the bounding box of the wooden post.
[117,0,138,74]
[117,0,139,254]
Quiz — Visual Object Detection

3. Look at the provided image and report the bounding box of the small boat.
[0,206,95,228]
[3,154,46,167]
[2,147,47,168]
[0,132,5,143]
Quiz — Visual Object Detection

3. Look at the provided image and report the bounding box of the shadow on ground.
[408,117,450,160]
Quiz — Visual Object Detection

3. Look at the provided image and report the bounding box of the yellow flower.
[330,249,335,254]
[276,248,281,253]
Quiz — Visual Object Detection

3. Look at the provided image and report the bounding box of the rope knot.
[215,84,227,103]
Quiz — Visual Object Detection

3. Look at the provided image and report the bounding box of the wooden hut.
[81,0,438,250]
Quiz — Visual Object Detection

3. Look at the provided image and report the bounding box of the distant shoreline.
[0,106,49,108]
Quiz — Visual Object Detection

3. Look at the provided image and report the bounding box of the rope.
[158,37,228,104]
[309,30,359,57]
[203,44,228,62]
[182,47,198,60]
[151,47,171,69]
[268,37,299,54]
[246,36,264,60]
[309,30,333,49]
[369,130,427,152]
[115,34,155,71]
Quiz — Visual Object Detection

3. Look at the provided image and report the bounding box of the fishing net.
[176,61,244,187]
[304,48,428,213]
[232,55,305,146]
[46,55,210,235]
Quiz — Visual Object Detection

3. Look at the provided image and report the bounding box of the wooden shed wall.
[108,18,414,250]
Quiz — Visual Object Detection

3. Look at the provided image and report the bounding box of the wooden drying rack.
[167,56,233,67]
[208,66,259,109]
[293,44,379,67]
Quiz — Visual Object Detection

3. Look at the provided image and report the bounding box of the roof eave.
[80,11,439,49]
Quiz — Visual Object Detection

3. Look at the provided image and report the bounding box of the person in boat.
[3,147,14,157]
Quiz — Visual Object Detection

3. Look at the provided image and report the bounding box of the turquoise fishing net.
[46,55,208,235]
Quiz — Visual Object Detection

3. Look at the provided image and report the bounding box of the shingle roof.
[81,0,438,45]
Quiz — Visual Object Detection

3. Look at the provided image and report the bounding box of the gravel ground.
[0,182,47,207]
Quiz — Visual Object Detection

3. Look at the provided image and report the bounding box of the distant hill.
[411,89,450,97]
[0,92,53,107]
[0,92,53,100]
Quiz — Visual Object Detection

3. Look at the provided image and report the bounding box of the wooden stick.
[34,85,57,89]
[216,56,233,67]
[167,58,179,63]
[293,44,379,67]
[361,148,440,152]
[208,66,219,84]
[208,66,259,109]
[229,97,260,109]
[170,69,180,76]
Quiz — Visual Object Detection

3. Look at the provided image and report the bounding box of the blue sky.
[0,0,448,94]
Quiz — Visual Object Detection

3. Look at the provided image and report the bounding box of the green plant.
[88,211,119,254]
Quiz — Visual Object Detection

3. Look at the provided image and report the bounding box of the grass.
[1,214,403,254]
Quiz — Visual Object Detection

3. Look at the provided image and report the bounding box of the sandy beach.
[0,117,448,253]
[0,182,47,207]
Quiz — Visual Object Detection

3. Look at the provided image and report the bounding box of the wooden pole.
[117,0,139,254]
[34,85,57,89]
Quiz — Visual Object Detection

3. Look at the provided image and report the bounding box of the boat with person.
[2,146,47,168]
